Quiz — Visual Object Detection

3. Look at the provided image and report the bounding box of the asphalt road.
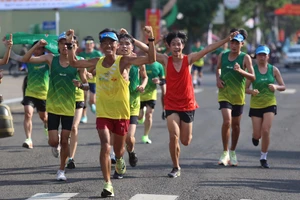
[0,69,299,200]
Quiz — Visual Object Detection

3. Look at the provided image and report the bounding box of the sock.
[260,152,268,160]
[110,146,114,155]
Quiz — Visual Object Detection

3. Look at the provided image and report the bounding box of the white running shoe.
[56,170,67,181]
[51,145,60,158]
[218,151,230,166]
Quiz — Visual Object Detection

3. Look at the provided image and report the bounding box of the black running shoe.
[260,159,270,168]
[168,167,181,178]
[113,170,123,179]
[66,158,76,169]
[252,138,259,146]
[128,151,138,167]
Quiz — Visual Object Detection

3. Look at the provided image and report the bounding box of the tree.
[131,0,222,50]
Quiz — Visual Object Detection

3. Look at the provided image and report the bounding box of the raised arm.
[189,31,238,65]
[120,28,168,67]
[21,39,52,65]
[66,29,99,69]
[0,34,13,65]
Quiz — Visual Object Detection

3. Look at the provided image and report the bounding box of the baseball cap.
[99,32,118,42]
[255,45,270,55]
[232,34,244,42]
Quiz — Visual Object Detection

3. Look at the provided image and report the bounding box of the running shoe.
[56,170,67,181]
[80,116,88,124]
[260,159,270,168]
[66,158,76,169]
[128,151,138,167]
[168,167,181,178]
[115,157,126,175]
[51,145,60,158]
[101,182,114,197]
[138,107,146,124]
[141,135,152,144]
[113,170,123,179]
[218,151,230,166]
[252,138,259,146]
[229,151,238,166]
[22,138,33,149]
[90,104,96,114]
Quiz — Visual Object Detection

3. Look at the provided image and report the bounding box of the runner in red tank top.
[133,30,239,178]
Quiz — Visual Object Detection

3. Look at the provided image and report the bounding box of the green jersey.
[78,50,102,83]
[192,46,205,67]
[250,64,276,108]
[46,55,78,116]
[140,62,165,101]
[218,51,246,105]
[25,63,49,100]
[129,65,140,116]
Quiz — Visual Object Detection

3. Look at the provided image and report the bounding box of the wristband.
[148,38,155,42]
[82,83,89,87]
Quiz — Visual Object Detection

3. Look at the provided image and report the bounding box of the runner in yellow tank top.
[216,29,255,167]
[66,27,156,198]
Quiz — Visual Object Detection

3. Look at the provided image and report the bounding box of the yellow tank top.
[95,55,130,119]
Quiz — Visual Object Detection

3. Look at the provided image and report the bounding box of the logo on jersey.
[59,73,67,76]
[34,65,46,70]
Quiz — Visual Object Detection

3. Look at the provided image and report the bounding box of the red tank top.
[164,55,199,111]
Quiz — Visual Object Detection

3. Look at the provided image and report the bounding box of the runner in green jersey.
[21,32,89,181]
[9,40,49,149]
[138,61,166,144]
[245,45,285,168]
[113,33,148,172]
[216,29,255,167]
[191,39,205,87]
[78,36,102,123]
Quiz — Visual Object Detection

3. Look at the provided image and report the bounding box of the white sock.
[260,152,268,160]
[110,146,115,157]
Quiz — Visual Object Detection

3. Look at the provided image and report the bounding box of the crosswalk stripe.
[281,89,296,94]
[130,194,178,200]
[26,193,78,200]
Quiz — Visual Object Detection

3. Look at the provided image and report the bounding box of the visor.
[99,32,118,42]
[231,34,244,42]
[255,46,270,55]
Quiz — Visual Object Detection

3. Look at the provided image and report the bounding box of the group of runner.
[0,26,286,198]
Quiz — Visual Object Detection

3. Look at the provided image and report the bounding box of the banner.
[145,9,161,41]
[0,0,111,10]
[6,32,59,54]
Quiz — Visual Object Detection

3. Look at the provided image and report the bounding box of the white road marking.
[281,89,296,94]
[130,194,178,200]
[26,193,78,200]
[2,97,22,104]
[157,88,203,94]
